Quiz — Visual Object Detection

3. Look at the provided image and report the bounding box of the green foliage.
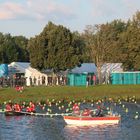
[119,11,140,70]
[28,22,84,71]
[0,33,19,63]
[0,85,140,104]
[0,33,29,63]
[83,11,140,71]
[28,35,46,69]
[14,36,29,62]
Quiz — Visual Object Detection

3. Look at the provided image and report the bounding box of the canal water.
[0,103,140,140]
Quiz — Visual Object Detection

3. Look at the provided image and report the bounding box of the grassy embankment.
[0,85,140,104]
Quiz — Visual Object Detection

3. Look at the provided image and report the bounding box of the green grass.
[0,85,140,104]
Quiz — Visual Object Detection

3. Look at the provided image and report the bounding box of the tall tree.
[28,22,84,71]
[119,11,140,70]
[28,35,47,69]
[0,33,29,63]
[14,36,29,62]
[83,20,126,83]
[83,25,111,83]
[0,33,19,63]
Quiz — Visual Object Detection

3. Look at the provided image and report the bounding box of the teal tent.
[0,64,8,77]
[67,63,97,86]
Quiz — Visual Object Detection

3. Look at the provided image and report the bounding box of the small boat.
[5,111,25,116]
[4,111,35,116]
[63,115,121,126]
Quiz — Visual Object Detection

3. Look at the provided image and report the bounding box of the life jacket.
[72,104,80,114]
[14,104,21,112]
[82,109,91,116]
[26,107,32,112]
[72,104,79,111]
[30,103,35,112]
[5,104,12,111]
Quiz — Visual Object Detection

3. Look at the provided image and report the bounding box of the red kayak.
[63,115,121,126]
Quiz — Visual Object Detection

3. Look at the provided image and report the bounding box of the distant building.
[67,63,123,86]
[67,63,97,86]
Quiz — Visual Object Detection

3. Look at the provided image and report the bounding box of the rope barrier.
[0,109,98,115]
[0,109,73,116]
[19,111,73,116]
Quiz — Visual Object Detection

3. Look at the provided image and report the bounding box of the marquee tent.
[8,62,30,76]
[8,62,49,86]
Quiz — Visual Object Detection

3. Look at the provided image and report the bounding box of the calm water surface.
[0,103,140,140]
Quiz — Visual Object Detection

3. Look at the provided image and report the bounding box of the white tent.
[101,63,123,73]
[101,63,123,84]
[8,62,30,76]
[25,67,48,86]
[8,62,49,86]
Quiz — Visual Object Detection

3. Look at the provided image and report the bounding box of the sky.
[0,0,140,38]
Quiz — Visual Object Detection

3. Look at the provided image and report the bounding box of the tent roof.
[9,62,30,69]
[70,63,97,74]
[101,63,123,73]
[8,62,30,74]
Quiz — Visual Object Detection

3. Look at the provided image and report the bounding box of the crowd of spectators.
[0,76,26,88]
[28,75,67,86]
[0,75,68,88]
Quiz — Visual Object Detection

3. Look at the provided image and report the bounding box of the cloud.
[0,0,76,21]
[0,2,25,20]
[89,0,140,22]
[26,0,76,21]
[89,0,122,19]
[122,0,140,18]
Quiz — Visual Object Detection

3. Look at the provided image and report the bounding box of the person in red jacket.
[72,103,80,115]
[93,75,96,85]
[82,108,91,116]
[14,103,21,112]
[5,104,12,111]
[26,106,32,112]
[29,101,35,112]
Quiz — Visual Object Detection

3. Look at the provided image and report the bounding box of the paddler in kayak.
[26,101,36,113]
[21,102,26,112]
[5,100,13,112]
[5,103,13,112]
[72,103,80,115]
[13,103,21,112]
[95,106,104,117]
[82,108,91,116]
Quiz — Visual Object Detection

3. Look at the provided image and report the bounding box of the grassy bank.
[0,85,140,104]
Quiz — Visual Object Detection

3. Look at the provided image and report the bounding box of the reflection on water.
[63,125,121,140]
[0,115,66,140]
[0,103,140,140]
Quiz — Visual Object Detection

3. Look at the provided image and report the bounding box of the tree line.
[0,11,140,73]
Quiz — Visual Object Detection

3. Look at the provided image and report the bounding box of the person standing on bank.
[86,75,89,87]
[93,74,96,85]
